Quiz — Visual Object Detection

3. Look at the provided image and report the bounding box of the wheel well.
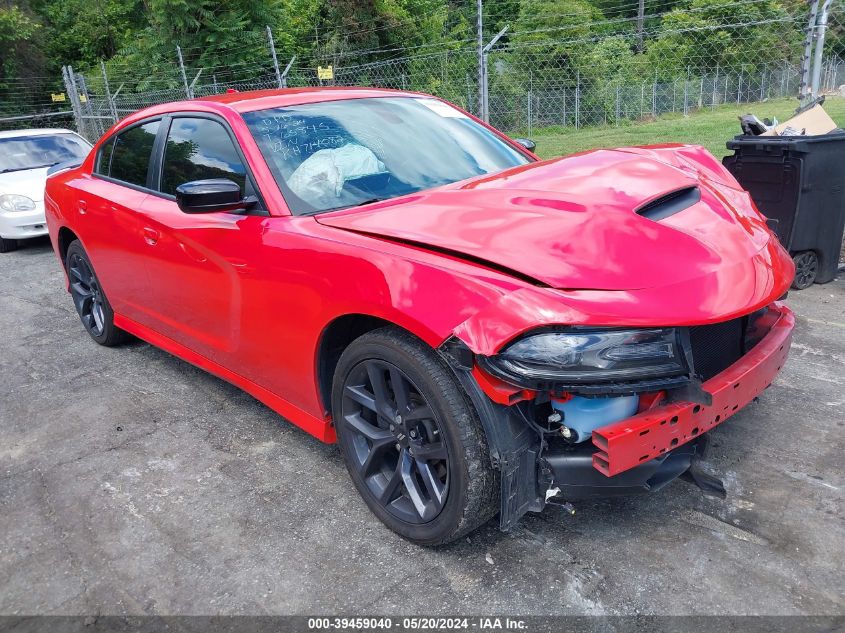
[57,227,79,268]
[317,314,394,414]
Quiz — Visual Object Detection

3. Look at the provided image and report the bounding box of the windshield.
[0,133,91,173]
[242,97,530,215]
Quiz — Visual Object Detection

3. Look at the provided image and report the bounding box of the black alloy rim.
[340,360,450,524]
[793,252,817,288]
[68,253,106,336]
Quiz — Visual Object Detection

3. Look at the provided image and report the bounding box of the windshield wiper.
[352,197,388,207]
[0,163,59,174]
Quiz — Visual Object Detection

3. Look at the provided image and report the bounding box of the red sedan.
[44,88,794,545]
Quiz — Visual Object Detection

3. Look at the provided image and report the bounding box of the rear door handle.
[143,227,159,245]
[78,200,87,214]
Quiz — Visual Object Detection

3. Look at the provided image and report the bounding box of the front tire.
[65,240,128,346]
[332,327,498,545]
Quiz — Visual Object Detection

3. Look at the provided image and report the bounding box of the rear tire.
[332,327,498,545]
[791,250,818,290]
[0,237,18,253]
[65,240,129,346]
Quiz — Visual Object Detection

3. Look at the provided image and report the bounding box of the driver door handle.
[143,227,160,246]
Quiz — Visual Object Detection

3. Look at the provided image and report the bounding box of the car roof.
[0,128,80,139]
[135,87,426,119]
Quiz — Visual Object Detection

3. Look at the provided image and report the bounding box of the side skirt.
[113,313,336,443]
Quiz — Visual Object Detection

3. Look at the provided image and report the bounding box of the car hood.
[0,167,49,202]
[315,149,774,291]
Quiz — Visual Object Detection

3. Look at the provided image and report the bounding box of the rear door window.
[159,118,247,196]
[103,121,160,187]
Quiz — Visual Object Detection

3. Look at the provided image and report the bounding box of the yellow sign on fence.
[51,93,66,102]
[317,65,334,81]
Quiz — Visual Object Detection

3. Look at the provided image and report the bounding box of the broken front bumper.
[591,302,794,477]
[447,302,794,531]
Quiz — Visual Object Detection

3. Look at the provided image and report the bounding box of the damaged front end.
[440,303,794,531]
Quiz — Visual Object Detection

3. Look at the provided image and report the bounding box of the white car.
[0,128,92,253]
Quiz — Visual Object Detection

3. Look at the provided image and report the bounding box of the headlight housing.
[0,194,36,212]
[478,328,689,392]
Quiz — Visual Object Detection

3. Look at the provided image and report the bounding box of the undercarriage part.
[543,437,701,499]
[679,433,727,498]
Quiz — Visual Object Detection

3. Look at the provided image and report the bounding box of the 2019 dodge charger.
[44,88,794,545]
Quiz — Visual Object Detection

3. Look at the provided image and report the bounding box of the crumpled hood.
[0,167,49,202]
[315,148,774,291]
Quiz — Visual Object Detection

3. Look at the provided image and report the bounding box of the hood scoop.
[636,186,701,221]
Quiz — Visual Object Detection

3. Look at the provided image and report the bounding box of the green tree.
[646,0,804,77]
[0,5,41,84]
[38,0,143,70]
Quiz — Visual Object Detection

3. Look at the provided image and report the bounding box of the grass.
[531,96,845,160]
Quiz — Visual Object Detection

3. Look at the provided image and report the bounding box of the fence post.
[267,26,283,89]
[100,60,117,125]
[280,56,296,88]
[62,66,84,137]
[737,69,743,104]
[671,78,676,112]
[652,75,656,117]
[800,0,821,100]
[575,71,581,129]
[481,26,508,123]
[683,67,689,115]
[779,64,786,97]
[176,45,192,99]
[527,70,533,136]
[760,69,766,101]
[811,0,832,98]
[476,0,484,119]
[712,63,719,109]
[640,83,645,119]
[615,83,620,126]
[76,72,100,137]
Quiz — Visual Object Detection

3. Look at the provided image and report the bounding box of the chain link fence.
[30,2,845,142]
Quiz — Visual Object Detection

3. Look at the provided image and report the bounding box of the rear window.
[0,134,91,174]
[98,121,160,187]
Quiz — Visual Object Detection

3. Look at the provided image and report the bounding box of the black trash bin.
[723,132,845,289]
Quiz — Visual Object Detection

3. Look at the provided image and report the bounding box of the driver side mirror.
[175,179,256,214]
[514,138,536,152]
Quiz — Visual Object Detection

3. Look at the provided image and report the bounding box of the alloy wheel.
[68,252,106,336]
[339,359,450,524]
[792,251,818,290]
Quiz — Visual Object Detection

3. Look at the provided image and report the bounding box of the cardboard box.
[761,104,837,136]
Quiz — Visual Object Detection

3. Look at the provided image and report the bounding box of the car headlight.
[478,328,688,388]
[0,194,36,212]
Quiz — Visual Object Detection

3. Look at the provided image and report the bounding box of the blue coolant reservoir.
[551,395,640,443]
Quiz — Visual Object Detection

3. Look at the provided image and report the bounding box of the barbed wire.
[3,3,842,138]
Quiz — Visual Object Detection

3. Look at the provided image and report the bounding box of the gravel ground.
[1,237,843,616]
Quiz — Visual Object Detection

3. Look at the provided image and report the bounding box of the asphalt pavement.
[1,236,843,616]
